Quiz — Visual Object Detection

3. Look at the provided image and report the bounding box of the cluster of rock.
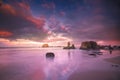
[41,41,119,51]
[42,44,49,48]
[63,42,75,49]
[80,41,98,50]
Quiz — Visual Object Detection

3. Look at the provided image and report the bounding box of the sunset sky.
[0,0,120,47]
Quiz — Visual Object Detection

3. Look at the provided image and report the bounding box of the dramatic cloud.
[41,2,55,9]
[0,1,48,41]
[0,30,13,37]
[0,0,120,46]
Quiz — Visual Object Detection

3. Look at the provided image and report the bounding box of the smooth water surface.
[0,48,120,80]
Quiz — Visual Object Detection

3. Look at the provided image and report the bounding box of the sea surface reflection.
[0,48,120,80]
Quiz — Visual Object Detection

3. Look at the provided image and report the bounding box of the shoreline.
[104,56,120,65]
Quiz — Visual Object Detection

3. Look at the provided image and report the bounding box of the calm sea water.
[0,48,120,80]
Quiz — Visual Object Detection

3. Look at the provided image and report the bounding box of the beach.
[105,56,120,65]
[0,48,120,80]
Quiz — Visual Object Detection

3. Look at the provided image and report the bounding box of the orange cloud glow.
[26,17,45,29]
[18,2,30,11]
[43,34,73,46]
[97,40,120,46]
[0,31,13,37]
[0,4,16,15]
[0,38,43,47]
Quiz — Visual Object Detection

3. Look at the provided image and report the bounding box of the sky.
[0,0,120,47]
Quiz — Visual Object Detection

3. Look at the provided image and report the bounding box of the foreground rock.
[46,52,55,58]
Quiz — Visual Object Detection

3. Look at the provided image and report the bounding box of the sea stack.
[80,41,98,50]
[63,42,75,49]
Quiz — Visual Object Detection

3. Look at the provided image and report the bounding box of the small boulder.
[46,52,55,58]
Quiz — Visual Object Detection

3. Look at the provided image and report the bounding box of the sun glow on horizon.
[0,35,73,47]
[43,34,73,46]
[1,37,120,47]
[0,38,42,47]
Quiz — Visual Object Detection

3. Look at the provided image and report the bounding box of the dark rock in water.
[63,47,70,49]
[112,64,119,67]
[46,52,55,58]
[63,42,76,49]
[80,41,98,50]
[63,46,76,49]
[88,53,96,56]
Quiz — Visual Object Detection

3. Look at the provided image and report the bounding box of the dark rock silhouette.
[68,42,70,48]
[63,42,76,49]
[88,53,96,57]
[46,52,55,58]
[71,44,75,49]
[80,41,98,50]
[108,45,113,54]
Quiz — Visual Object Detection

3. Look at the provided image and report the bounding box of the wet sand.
[68,70,120,80]
[0,48,120,80]
[105,56,120,65]
[69,50,120,80]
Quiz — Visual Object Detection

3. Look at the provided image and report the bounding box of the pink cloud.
[84,0,103,6]
[1,2,46,29]
[93,8,104,14]
[18,2,30,11]
[48,16,60,29]
[44,37,67,42]
[0,4,16,15]
[60,24,70,32]
[14,2,32,17]
[0,30,13,37]
[41,2,55,9]
[26,16,45,29]
[0,2,31,16]
[44,35,72,43]
[97,40,120,46]
[16,2,46,29]
[93,15,105,21]
[0,2,49,42]
[59,11,66,16]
